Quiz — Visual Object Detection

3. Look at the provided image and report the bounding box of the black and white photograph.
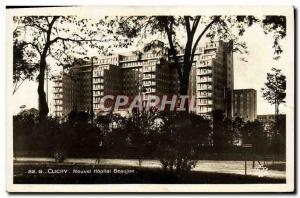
[5,6,294,192]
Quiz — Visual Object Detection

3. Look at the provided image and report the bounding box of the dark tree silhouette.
[241,120,267,154]
[13,40,39,94]
[211,110,240,149]
[261,67,286,124]
[13,16,129,121]
[158,112,211,175]
[126,108,160,166]
[270,114,286,154]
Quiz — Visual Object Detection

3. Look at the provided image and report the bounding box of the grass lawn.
[14,162,286,184]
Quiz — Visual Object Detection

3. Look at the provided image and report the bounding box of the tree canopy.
[13,15,287,119]
[13,16,131,120]
[261,67,286,115]
[111,15,287,95]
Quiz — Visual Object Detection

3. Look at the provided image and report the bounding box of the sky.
[11,19,289,116]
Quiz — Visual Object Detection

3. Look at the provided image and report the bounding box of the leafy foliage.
[111,15,287,95]
[241,120,268,153]
[212,110,240,149]
[157,112,211,175]
[13,40,39,94]
[261,67,286,106]
[13,16,132,120]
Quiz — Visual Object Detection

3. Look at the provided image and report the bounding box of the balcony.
[198,78,212,83]
[198,60,213,67]
[205,42,218,49]
[54,95,63,99]
[94,92,103,96]
[143,81,156,87]
[143,69,156,73]
[53,84,63,88]
[53,88,63,93]
[93,81,103,84]
[119,55,138,62]
[93,71,104,77]
[196,70,212,76]
[197,109,213,114]
[197,86,212,91]
[197,100,213,105]
[143,75,155,80]
[197,93,212,98]
[93,86,104,90]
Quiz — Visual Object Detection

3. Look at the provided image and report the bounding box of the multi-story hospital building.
[53,41,234,117]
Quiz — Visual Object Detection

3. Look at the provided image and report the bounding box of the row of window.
[54,106,63,111]
[97,57,118,65]
[196,84,212,90]
[94,91,104,96]
[145,88,156,93]
[197,106,212,113]
[93,85,104,90]
[93,78,104,83]
[196,68,212,75]
[144,74,156,79]
[197,99,212,105]
[143,66,156,72]
[93,71,104,76]
[54,100,63,105]
[197,76,212,82]
[54,112,63,117]
[197,91,212,97]
[205,42,218,48]
[54,94,63,98]
[144,81,156,86]
[122,61,147,67]
[199,60,213,66]
[200,54,216,60]
[54,88,63,93]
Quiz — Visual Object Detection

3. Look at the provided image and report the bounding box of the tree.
[60,110,103,159]
[112,15,286,95]
[14,108,62,159]
[13,16,125,121]
[232,116,245,144]
[211,110,239,149]
[157,112,211,176]
[269,114,286,154]
[211,110,225,150]
[241,120,267,154]
[261,67,286,125]
[126,108,160,166]
[13,108,39,158]
[13,40,39,94]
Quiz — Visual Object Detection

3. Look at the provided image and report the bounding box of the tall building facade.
[53,58,93,117]
[193,41,234,117]
[53,75,63,117]
[53,41,234,117]
[92,53,178,113]
[233,89,257,121]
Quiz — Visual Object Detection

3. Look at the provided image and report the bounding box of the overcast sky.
[11,19,289,116]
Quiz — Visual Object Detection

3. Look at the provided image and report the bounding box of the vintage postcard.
[6,6,294,192]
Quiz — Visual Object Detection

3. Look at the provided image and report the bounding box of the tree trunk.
[179,77,189,112]
[38,56,49,122]
[179,80,188,95]
[179,57,193,111]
